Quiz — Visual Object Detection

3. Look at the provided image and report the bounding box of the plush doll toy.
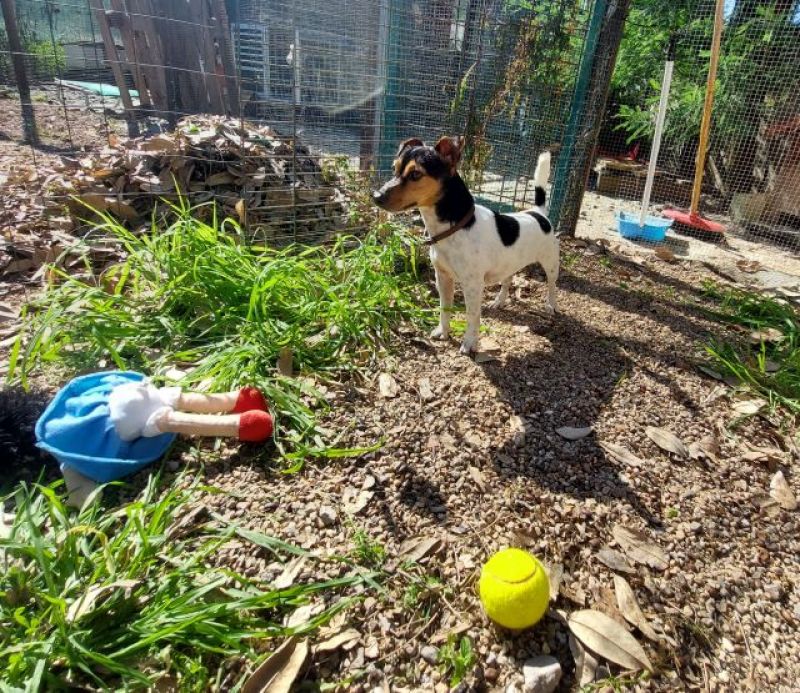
[36,371,274,491]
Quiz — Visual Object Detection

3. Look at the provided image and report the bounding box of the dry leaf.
[378,373,399,398]
[431,621,471,645]
[284,603,324,630]
[474,351,498,364]
[567,609,653,672]
[276,347,294,377]
[543,561,564,601]
[770,471,797,510]
[343,488,373,515]
[274,557,306,590]
[613,575,660,641]
[235,198,246,224]
[243,637,308,693]
[654,246,676,263]
[596,546,635,574]
[556,426,593,441]
[314,628,361,653]
[509,415,528,446]
[418,377,435,401]
[736,259,762,273]
[66,580,140,624]
[732,399,765,416]
[480,336,501,352]
[599,442,644,467]
[468,465,486,492]
[612,525,668,571]
[645,426,688,457]
[569,632,598,687]
[697,364,724,381]
[397,536,443,564]
[749,328,783,344]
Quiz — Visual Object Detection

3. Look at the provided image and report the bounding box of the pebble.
[420,645,439,665]
[522,655,562,693]
[319,505,337,527]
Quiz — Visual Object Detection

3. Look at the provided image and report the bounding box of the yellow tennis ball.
[479,548,550,630]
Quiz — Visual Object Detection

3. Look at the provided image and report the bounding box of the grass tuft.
[9,201,433,460]
[0,476,373,691]
[701,282,800,414]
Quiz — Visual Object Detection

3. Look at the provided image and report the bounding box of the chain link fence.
[1,0,614,252]
[594,0,800,264]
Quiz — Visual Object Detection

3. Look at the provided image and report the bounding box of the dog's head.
[372,136,464,212]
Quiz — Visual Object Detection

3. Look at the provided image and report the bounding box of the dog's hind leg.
[430,266,455,340]
[460,279,484,354]
[488,276,512,310]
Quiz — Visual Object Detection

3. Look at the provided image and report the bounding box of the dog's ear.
[434,136,464,173]
[396,138,425,156]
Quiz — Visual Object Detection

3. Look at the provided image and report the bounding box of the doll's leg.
[175,387,267,414]
[155,410,273,442]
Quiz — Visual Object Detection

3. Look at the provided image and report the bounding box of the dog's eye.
[407,170,423,182]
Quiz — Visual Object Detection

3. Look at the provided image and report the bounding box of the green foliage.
[9,201,434,461]
[612,0,800,184]
[0,476,371,690]
[701,282,800,414]
[349,526,386,568]
[437,635,476,688]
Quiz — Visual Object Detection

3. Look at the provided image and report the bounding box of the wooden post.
[554,0,632,237]
[0,0,39,145]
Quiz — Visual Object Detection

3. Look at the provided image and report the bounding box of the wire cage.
[1,0,610,251]
[595,0,800,259]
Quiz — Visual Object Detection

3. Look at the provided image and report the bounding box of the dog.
[373,136,557,354]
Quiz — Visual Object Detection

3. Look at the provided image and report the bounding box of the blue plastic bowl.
[616,212,673,242]
[35,371,176,483]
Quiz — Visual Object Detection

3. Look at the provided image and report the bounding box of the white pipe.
[639,59,674,227]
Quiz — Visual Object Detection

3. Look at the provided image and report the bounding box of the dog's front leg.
[460,279,484,354]
[430,265,455,341]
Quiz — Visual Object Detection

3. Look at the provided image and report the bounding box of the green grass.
[701,283,800,413]
[437,635,476,688]
[9,201,433,461]
[349,526,386,569]
[0,476,374,691]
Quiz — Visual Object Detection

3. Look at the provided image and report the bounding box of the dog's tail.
[533,151,551,208]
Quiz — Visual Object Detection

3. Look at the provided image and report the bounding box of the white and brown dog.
[373,136,558,354]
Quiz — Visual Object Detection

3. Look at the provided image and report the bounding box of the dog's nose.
[372,190,385,204]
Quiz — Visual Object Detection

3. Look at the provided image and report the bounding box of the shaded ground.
[154,241,799,692]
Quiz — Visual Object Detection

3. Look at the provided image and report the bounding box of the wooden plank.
[89,0,139,136]
[196,0,224,113]
[127,0,169,116]
[108,0,151,106]
[0,0,38,144]
[210,0,240,116]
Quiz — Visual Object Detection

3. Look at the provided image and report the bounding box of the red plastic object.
[662,209,725,235]
[238,410,274,442]
[232,386,268,413]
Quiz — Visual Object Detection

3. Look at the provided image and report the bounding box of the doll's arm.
[153,409,273,443]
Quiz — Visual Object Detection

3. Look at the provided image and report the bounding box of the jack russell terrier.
[373,136,558,354]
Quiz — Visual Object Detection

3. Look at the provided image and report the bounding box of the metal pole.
[639,38,675,227]
[1,0,39,145]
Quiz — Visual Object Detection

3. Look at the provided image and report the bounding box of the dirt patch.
[157,241,799,691]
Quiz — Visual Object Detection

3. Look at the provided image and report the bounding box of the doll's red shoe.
[232,387,268,414]
[238,410,274,442]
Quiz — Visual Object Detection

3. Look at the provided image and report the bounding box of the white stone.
[523,655,562,693]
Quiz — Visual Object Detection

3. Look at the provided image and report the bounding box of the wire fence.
[1,0,799,269]
[0,0,603,254]
[596,0,800,261]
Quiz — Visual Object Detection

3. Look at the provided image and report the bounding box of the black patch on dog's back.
[494,212,520,246]
[534,185,546,207]
[526,210,552,234]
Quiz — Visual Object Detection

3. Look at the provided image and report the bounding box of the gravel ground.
[1,94,799,689]
[156,240,799,692]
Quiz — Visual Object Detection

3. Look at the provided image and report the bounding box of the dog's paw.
[488,297,506,310]
[430,325,449,340]
[459,337,477,355]
[545,303,557,316]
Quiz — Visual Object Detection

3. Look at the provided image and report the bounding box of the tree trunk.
[557,0,631,237]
